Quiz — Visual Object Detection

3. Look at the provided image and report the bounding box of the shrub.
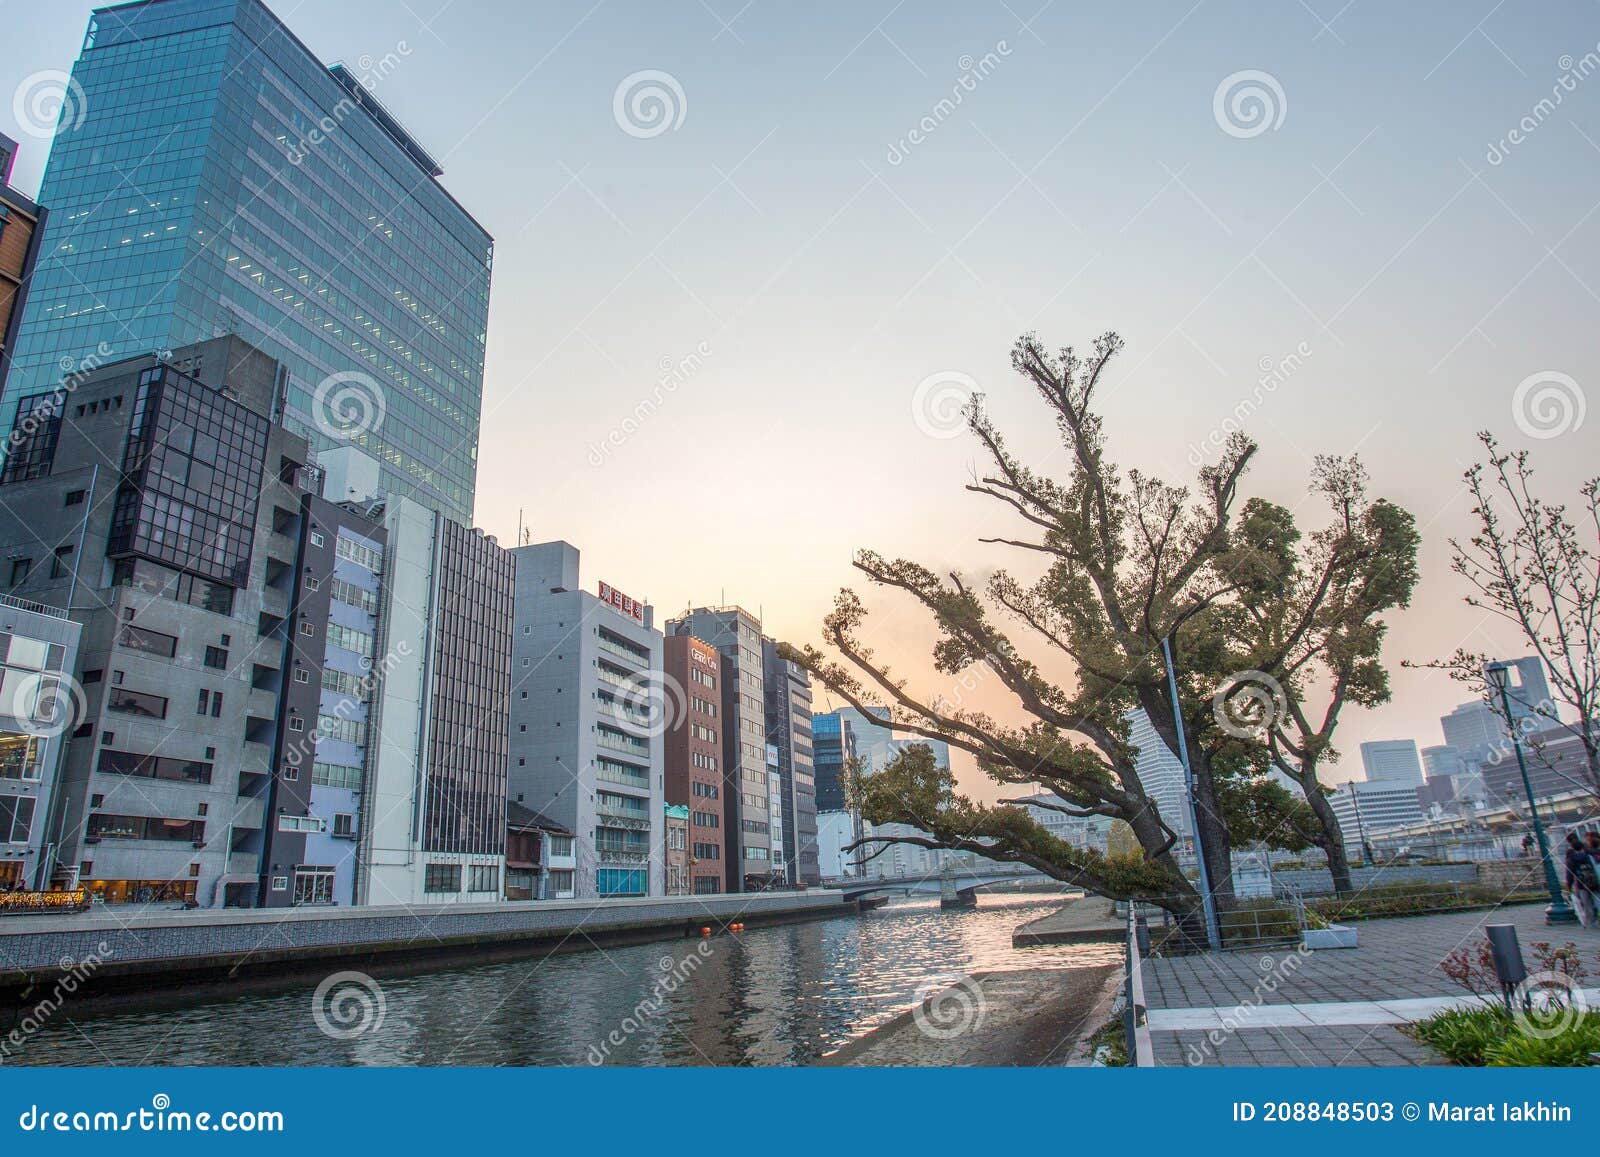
[1409,1006,1510,1066]
[1485,1015,1600,1067]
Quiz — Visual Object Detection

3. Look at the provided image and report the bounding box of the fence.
[1121,907,1154,1067]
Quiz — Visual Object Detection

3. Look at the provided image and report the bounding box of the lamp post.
[1485,662,1576,925]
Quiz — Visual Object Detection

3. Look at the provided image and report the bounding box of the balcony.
[597,637,648,668]
[595,848,651,864]
[596,730,649,758]
[596,698,653,730]
[229,796,266,830]
[597,808,652,831]
[227,851,260,877]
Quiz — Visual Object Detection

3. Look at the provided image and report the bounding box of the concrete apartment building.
[508,542,664,899]
[763,638,819,886]
[0,337,314,906]
[0,595,81,889]
[0,134,46,400]
[667,607,774,891]
[662,633,726,895]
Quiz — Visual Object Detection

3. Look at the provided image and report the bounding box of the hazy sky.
[6,0,1598,797]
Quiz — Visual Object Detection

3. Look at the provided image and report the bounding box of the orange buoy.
[700,926,711,936]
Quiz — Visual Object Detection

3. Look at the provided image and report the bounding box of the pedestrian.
[1563,832,1599,926]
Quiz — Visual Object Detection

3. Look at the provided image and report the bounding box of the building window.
[293,867,335,906]
[288,717,305,733]
[277,815,325,834]
[548,835,573,857]
[468,864,498,892]
[8,559,30,587]
[294,669,310,683]
[0,796,36,844]
[203,645,227,669]
[86,813,202,842]
[596,868,646,896]
[64,490,86,506]
[50,546,74,578]
[299,621,314,637]
[332,813,355,838]
[106,688,168,720]
[309,531,324,548]
[282,765,299,781]
[118,625,177,658]
[304,576,320,591]
[424,863,462,894]
[0,734,42,781]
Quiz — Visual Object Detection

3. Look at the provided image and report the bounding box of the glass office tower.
[3,0,493,524]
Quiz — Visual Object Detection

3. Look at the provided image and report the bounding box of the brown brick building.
[663,634,726,894]
[0,135,45,403]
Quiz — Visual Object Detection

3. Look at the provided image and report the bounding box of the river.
[13,893,1120,1066]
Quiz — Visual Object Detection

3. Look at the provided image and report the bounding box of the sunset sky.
[7,0,1598,799]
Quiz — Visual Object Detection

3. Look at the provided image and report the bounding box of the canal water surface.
[17,893,1119,1066]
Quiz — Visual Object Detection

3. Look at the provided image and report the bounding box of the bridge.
[829,864,1054,908]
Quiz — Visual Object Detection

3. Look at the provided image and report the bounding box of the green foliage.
[851,744,1176,899]
[1409,1007,1514,1066]
[1485,1019,1600,1067]
[1410,1005,1600,1067]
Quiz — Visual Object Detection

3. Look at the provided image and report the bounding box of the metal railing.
[1123,908,1155,1067]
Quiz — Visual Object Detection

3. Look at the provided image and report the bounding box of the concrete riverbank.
[0,890,850,1001]
[1011,895,1121,946]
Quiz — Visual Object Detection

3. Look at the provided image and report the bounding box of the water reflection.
[20,894,1118,1066]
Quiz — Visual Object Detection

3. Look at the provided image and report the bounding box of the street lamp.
[1485,662,1576,925]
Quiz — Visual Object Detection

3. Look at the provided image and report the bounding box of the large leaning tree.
[1420,433,1599,796]
[780,331,1419,919]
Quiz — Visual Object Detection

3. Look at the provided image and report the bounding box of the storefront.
[86,878,198,905]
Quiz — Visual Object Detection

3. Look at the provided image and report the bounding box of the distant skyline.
[6,0,1597,798]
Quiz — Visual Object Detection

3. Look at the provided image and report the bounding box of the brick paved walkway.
[1144,901,1600,1066]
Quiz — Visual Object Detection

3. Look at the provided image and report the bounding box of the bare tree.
[1429,433,1599,793]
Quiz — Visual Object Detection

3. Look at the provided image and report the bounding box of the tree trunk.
[1134,687,1236,907]
[1187,748,1236,905]
[1301,770,1354,895]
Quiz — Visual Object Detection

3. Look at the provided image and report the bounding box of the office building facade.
[508,543,664,899]
[763,638,819,886]
[4,0,493,524]
[667,607,772,890]
[0,134,46,400]
[357,494,513,905]
[1329,779,1425,844]
[662,633,725,895]
[1359,739,1424,786]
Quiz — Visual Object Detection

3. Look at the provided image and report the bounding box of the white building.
[1329,779,1425,844]
[1012,792,1111,853]
[816,809,858,879]
[507,542,664,899]
[1359,739,1424,785]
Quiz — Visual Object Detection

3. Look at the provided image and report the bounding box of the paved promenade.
[1143,902,1600,1066]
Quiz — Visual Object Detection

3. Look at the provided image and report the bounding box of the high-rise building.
[1328,779,1425,844]
[348,501,513,906]
[1421,745,1465,779]
[1479,722,1598,804]
[254,489,387,907]
[1359,739,1424,785]
[662,633,726,895]
[509,544,664,899]
[667,607,772,891]
[3,0,494,525]
[811,710,853,813]
[762,639,819,886]
[1439,657,1552,758]
[1126,708,1189,840]
[0,134,46,400]
[0,337,315,906]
